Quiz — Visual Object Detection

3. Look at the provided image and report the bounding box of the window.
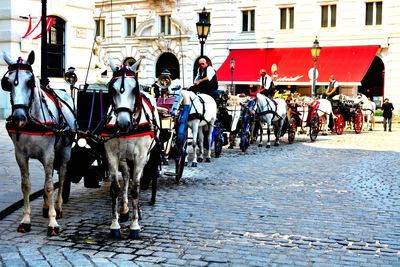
[242,10,255,32]
[160,15,171,35]
[125,17,136,37]
[47,16,65,78]
[321,5,336,28]
[280,7,294,30]
[95,19,105,37]
[366,1,382,25]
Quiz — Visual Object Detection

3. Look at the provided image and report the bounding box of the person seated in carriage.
[258,69,276,99]
[188,57,219,99]
[324,74,340,100]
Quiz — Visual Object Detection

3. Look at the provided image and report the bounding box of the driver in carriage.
[188,57,219,99]
[324,74,340,100]
[258,69,276,99]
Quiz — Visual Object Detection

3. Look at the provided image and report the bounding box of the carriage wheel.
[213,123,223,158]
[309,113,319,142]
[175,143,187,185]
[288,117,296,144]
[334,114,345,135]
[354,109,363,134]
[240,120,251,152]
[62,179,71,204]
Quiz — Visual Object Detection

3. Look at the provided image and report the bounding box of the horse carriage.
[285,96,321,142]
[331,95,364,134]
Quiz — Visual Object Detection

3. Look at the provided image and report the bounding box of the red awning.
[216,45,380,85]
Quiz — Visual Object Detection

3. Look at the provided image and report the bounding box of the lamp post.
[310,37,321,97]
[196,7,211,56]
[230,58,235,95]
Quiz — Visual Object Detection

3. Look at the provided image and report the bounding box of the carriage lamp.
[196,7,211,56]
[64,66,77,85]
[77,137,88,148]
[230,58,235,95]
[310,37,321,97]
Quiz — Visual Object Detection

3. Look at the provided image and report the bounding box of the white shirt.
[195,65,215,81]
[259,74,272,89]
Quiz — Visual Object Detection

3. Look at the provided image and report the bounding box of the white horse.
[295,96,334,135]
[172,90,217,167]
[253,94,288,147]
[1,51,76,236]
[356,93,376,131]
[104,58,160,239]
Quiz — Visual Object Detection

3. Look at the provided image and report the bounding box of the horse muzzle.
[10,108,28,128]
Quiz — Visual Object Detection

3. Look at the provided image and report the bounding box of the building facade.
[1,0,399,118]
[0,0,96,118]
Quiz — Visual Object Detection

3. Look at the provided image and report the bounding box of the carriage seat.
[156,96,176,115]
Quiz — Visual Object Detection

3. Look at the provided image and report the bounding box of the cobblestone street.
[0,126,399,266]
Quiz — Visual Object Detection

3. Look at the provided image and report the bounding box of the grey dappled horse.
[253,93,288,147]
[1,51,76,236]
[105,58,160,239]
[171,89,217,167]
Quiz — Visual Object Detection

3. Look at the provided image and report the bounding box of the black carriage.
[331,98,363,135]
[63,82,161,202]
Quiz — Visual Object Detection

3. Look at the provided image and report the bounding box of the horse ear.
[130,59,141,73]
[27,51,35,65]
[108,57,118,72]
[2,51,15,66]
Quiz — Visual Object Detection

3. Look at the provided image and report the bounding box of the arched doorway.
[156,53,180,80]
[47,16,65,78]
[359,56,384,101]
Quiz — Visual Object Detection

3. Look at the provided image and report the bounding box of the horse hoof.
[47,226,60,236]
[56,209,63,219]
[119,212,129,222]
[191,162,197,167]
[184,162,188,166]
[322,133,328,136]
[274,143,279,147]
[205,158,211,163]
[17,223,31,233]
[42,208,49,218]
[228,145,234,149]
[258,144,263,148]
[198,158,203,163]
[129,229,140,239]
[149,199,156,206]
[266,145,271,148]
[110,229,122,239]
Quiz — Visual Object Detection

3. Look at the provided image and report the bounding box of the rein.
[256,97,279,120]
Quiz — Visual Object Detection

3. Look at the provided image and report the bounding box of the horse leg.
[129,161,146,239]
[274,120,282,146]
[15,153,31,233]
[107,156,122,238]
[266,125,271,148]
[258,123,263,147]
[118,160,130,222]
[205,124,214,162]
[54,148,72,219]
[42,153,60,236]
[197,127,204,163]
[191,123,199,167]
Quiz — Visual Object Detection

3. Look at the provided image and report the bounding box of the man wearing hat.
[258,69,275,98]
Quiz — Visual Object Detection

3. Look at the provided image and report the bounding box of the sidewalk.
[0,120,45,219]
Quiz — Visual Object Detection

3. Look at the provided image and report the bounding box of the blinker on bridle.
[111,66,136,94]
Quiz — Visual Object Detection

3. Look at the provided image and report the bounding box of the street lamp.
[310,36,321,97]
[196,7,211,56]
[230,58,235,95]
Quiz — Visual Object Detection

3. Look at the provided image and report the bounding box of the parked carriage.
[331,97,363,135]
[285,96,320,143]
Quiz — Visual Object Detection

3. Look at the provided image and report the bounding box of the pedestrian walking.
[382,98,395,132]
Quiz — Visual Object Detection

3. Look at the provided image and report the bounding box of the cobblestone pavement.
[0,124,399,266]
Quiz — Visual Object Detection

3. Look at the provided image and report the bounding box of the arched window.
[47,16,65,78]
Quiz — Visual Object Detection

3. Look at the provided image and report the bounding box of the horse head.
[108,58,141,133]
[2,50,36,128]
